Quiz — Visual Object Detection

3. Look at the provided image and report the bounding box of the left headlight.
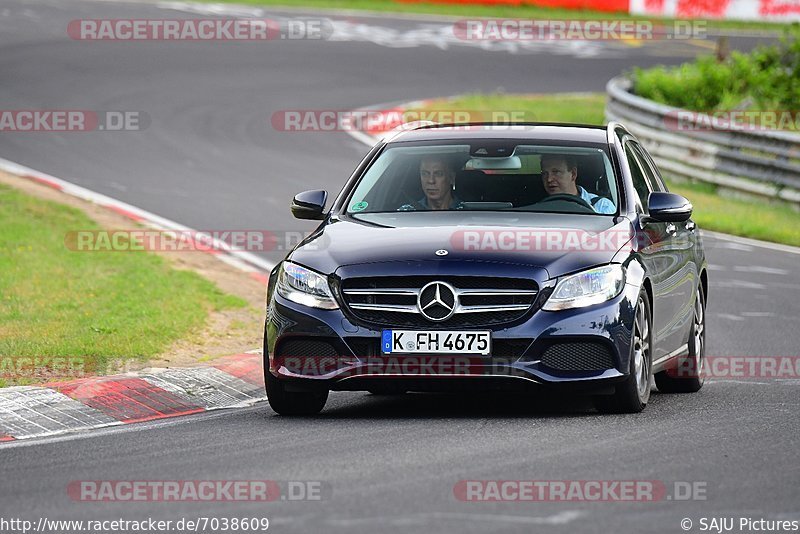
[276,261,339,310]
[542,264,625,311]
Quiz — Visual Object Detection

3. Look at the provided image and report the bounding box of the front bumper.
[265,282,640,393]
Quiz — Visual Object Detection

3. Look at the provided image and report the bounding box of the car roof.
[385,123,609,144]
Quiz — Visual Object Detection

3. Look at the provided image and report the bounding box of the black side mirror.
[291,190,328,220]
[645,192,693,223]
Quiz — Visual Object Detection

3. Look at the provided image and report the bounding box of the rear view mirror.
[646,192,693,223]
[291,190,328,220]
[465,156,522,171]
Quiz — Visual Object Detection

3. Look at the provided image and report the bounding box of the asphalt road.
[1,1,798,532]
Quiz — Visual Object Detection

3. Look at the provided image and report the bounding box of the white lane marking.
[707,264,727,271]
[708,380,800,386]
[733,265,790,275]
[717,313,745,321]
[714,241,755,252]
[740,311,776,317]
[326,510,584,527]
[715,279,767,290]
[0,157,274,272]
[704,230,800,256]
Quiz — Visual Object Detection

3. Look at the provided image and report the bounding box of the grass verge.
[410,92,607,125]
[209,0,788,32]
[0,183,247,386]
[664,180,800,246]
[414,92,800,247]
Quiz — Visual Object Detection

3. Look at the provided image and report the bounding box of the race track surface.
[1,1,797,532]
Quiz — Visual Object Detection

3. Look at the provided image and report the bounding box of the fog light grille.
[540,342,614,371]
[275,339,338,358]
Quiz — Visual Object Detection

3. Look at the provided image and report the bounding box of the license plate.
[381,330,491,355]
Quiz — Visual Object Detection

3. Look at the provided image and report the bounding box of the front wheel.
[655,283,706,393]
[265,371,328,416]
[594,290,653,414]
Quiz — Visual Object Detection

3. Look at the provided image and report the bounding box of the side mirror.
[645,192,692,223]
[291,190,328,220]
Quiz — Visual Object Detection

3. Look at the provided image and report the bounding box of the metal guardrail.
[605,76,800,204]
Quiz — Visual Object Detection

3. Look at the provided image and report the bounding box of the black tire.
[594,289,653,414]
[265,371,328,416]
[655,283,706,393]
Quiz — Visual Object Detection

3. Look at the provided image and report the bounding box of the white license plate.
[381,330,491,355]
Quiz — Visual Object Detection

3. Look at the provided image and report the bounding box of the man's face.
[541,158,577,196]
[419,158,453,202]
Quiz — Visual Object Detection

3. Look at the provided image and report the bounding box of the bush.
[633,24,800,114]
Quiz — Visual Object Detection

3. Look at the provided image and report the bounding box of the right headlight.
[542,264,625,311]
[275,261,339,310]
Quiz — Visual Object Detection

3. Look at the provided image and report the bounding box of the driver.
[541,154,615,214]
[400,155,462,211]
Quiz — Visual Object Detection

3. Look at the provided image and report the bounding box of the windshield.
[345,143,619,217]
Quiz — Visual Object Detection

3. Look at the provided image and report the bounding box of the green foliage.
[633,24,800,117]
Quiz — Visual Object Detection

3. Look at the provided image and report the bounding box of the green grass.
[664,179,800,246]
[0,184,246,385]
[414,92,800,247]
[413,92,607,126]
[210,0,789,32]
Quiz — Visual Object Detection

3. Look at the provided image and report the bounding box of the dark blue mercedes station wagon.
[264,122,708,414]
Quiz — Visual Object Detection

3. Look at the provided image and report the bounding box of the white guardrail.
[605,76,800,205]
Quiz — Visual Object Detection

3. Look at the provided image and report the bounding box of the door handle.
[666,223,677,235]
[685,221,696,231]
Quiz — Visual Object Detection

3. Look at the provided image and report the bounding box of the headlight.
[276,262,339,310]
[542,264,624,311]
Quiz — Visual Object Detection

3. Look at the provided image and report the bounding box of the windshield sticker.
[350,201,368,212]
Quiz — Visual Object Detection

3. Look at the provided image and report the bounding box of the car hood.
[288,212,633,279]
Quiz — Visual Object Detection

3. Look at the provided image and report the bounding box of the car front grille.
[340,276,538,328]
[539,342,615,371]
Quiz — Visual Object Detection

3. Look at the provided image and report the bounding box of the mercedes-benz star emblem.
[435,249,448,256]
[417,281,457,322]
